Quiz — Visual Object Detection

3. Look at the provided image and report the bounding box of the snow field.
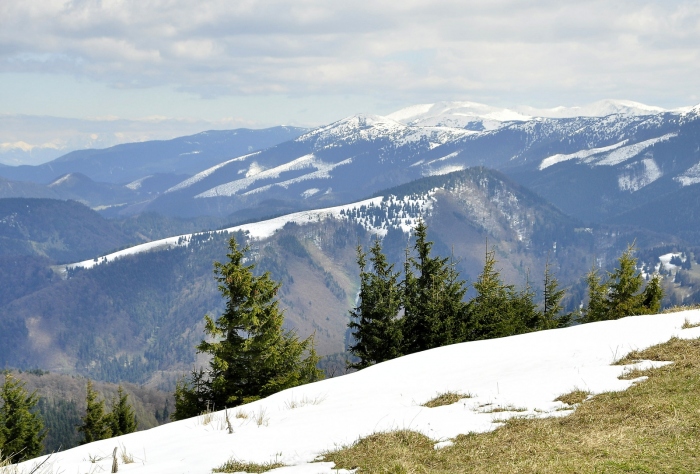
[18,311,700,474]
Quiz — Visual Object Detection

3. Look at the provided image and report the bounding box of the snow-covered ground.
[17,311,700,474]
[58,197,384,273]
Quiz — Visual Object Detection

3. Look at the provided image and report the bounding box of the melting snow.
[675,162,700,186]
[165,152,259,193]
[17,312,700,474]
[125,176,153,190]
[617,158,662,192]
[539,141,628,170]
[593,134,676,166]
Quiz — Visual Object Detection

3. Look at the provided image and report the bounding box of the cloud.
[0,0,699,108]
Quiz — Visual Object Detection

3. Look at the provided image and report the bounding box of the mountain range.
[2,99,700,387]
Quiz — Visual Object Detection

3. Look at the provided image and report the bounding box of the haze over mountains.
[2,98,700,388]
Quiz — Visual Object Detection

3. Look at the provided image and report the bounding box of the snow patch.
[165,152,259,193]
[674,162,700,186]
[617,158,662,192]
[17,312,700,474]
[125,175,153,190]
[301,188,320,199]
[539,141,628,170]
[593,134,676,166]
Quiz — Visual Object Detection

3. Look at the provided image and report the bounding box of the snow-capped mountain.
[16,311,700,474]
[141,100,700,225]
[2,99,699,228]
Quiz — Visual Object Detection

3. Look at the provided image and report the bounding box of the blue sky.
[1,0,699,164]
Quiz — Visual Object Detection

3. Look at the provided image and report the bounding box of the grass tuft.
[323,337,700,473]
[554,389,590,405]
[682,317,700,329]
[422,392,471,408]
[213,458,284,473]
[661,303,700,314]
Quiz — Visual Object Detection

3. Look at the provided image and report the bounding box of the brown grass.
[213,458,284,473]
[323,337,700,473]
[682,318,700,329]
[422,392,471,408]
[554,389,590,405]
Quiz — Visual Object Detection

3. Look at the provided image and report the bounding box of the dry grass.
[213,458,284,473]
[284,394,326,410]
[554,389,590,405]
[662,303,700,314]
[422,392,471,408]
[235,409,249,419]
[254,407,269,427]
[119,444,135,464]
[682,318,700,329]
[323,337,700,473]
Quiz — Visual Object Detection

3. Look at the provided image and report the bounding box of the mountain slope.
[15,311,700,474]
[0,198,138,262]
[127,102,700,230]
[3,168,669,385]
[0,127,307,185]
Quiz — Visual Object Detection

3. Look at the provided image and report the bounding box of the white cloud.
[0,0,698,110]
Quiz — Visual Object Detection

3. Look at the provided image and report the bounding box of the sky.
[1,0,700,164]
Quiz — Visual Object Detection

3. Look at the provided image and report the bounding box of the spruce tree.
[581,266,608,323]
[348,239,403,369]
[539,258,572,329]
[401,221,467,354]
[582,245,664,322]
[466,245,519,340]
[0,372,45,463]
[107,386,136,436]
[78,380,111,444]
[175,236,323,418]
[606,244,646,320]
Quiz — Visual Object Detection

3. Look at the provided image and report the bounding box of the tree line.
[0,374,138,464]
[348,221,664,369]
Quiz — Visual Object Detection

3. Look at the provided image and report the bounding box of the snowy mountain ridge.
[17,311,700,474]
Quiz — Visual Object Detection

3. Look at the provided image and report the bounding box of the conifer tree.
[348,239,403,369]
[606,244,646,320]
[582,244,664,322]
[174,236,323,419]
[581,266,608,323]
[401,221,467,354]
[539,258,573,329]
[78,380,111,444]
[0,372,45,463]
[640,273,663,313]
[467,245,518,340]
[107,386,136,436]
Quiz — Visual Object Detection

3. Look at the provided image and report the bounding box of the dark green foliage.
[466,245,536,340]
[402,221,468,353]
[36,398,81,454]
[539,259,573,329]
[78,380,111,444]
[172,369,209,421]
[348,240,403,369]
[582,245,664,322]
[107,386,136,437]
[0,372,45,463]
[173,236,323,419]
